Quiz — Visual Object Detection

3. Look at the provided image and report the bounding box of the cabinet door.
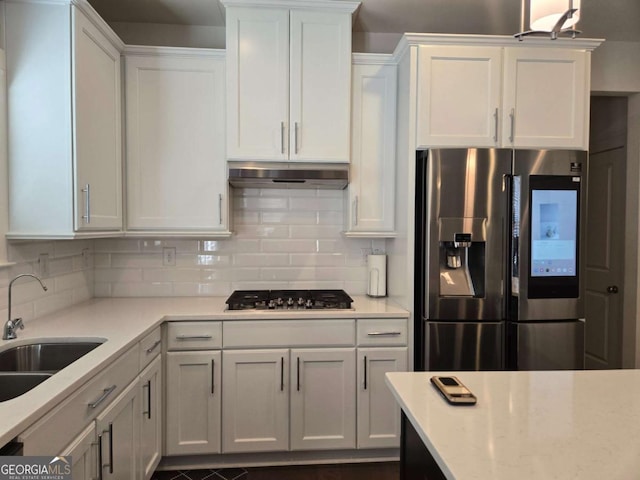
[139,355,161,480]
[357,347,407,449]
[125,53,229,232]
[222,349,289,453]
[226,7,289,161]
[290,348,356,450]
[73,8,122,231]
[61,423,97,480]
[502,47,589,149]
[416,46,502,148]
[289,10,351,163]
[165,350,221,455]
[96,380,138,480]
[346,62,397,234]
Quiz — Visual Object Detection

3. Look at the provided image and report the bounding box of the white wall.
[0,240,94,327]
[94,188,382,297]
[110,22,225,49]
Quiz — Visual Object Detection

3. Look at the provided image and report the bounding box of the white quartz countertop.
[0,295,407,447]
[386,370,640,480]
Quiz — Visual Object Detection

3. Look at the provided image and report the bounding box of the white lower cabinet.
[96,379,139,480]
[290,348,356,450]
[222,349,289,453]
[221,347,356,453]
[140,355,162,479]
[165,350,222,455]
[357,347,408,449]
[61,423,97,480]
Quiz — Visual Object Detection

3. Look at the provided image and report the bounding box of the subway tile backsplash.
[0,240,94,326]
[95,188,383,297]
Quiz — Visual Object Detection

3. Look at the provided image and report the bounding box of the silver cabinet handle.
[146,340,161,354]
[281,121,286,154]
[353,196,359,226]
[294,122,299,154]
[367,331,402,337]
[218,193,223,225]
[81,183,91,224]
[493,107,499,143]
[100,423,113,474]
[509,108,515,144]
[88,385,117,409]
[296,356,300,392]
[176,334,212,340]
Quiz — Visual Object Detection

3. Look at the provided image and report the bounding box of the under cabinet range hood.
[228,162,349,190]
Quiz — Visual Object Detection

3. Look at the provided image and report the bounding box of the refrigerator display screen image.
[528,176,581,299]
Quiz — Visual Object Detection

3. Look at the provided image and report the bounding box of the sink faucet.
[3,274,48,340]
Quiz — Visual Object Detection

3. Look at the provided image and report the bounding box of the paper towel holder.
[367,254,387,297]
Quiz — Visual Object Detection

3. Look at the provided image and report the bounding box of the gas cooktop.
[225,289,354,311]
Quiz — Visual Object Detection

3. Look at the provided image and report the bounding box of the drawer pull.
[367,331,402,337]
[88,385,117,409]
[146,340,161,353]
[176,334,213,340]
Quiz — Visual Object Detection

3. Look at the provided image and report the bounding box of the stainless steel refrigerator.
[415,148,586,371]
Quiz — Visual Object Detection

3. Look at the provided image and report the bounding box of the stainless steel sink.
[0,372,53,402]
[0,342,103,372]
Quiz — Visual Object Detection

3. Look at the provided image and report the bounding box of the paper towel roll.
[367,254,387,297]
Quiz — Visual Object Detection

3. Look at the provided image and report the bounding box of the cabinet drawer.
[139,327,162,369]
[19,344,139,455]
[166,322,222,351]
[357,319,408,346]
[223,320,355,348]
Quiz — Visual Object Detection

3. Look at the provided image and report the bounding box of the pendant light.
[514,0,581,41]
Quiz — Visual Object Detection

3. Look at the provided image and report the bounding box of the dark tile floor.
[152,462,399,480]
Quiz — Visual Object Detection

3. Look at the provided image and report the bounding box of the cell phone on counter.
[430,376,477,406]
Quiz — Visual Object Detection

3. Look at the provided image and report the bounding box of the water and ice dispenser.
[438,218,486,298]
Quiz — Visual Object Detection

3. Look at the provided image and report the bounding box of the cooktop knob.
[268,300,276,309]
[286,297,295,307]
[305,299,314,309]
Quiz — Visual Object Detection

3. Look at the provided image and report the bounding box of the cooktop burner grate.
[225,289,353,310]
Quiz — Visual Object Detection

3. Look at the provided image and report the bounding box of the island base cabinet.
[165,350,222,455]
[290,348,356,451]
[357,348,408,449]
[222,349,289,453]
[96,380,139,480]
[140,355,162,479]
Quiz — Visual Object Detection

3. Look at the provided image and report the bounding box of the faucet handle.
[13,318,24,330]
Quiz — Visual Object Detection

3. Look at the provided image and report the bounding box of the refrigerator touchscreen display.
[531,189,578,277]
[527,175,581,299]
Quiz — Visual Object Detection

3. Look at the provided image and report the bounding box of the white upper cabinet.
[413,37,597,150]
[417,46,503,148]
[224,0,359,163]
[73,9,123,231]
[345,57,397,237]
[5,1,123,239]
[502,47,589,149]
[124,48,231,236]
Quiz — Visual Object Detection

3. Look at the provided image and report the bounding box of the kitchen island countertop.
[0,295,408,448]
[386,370,640,480]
